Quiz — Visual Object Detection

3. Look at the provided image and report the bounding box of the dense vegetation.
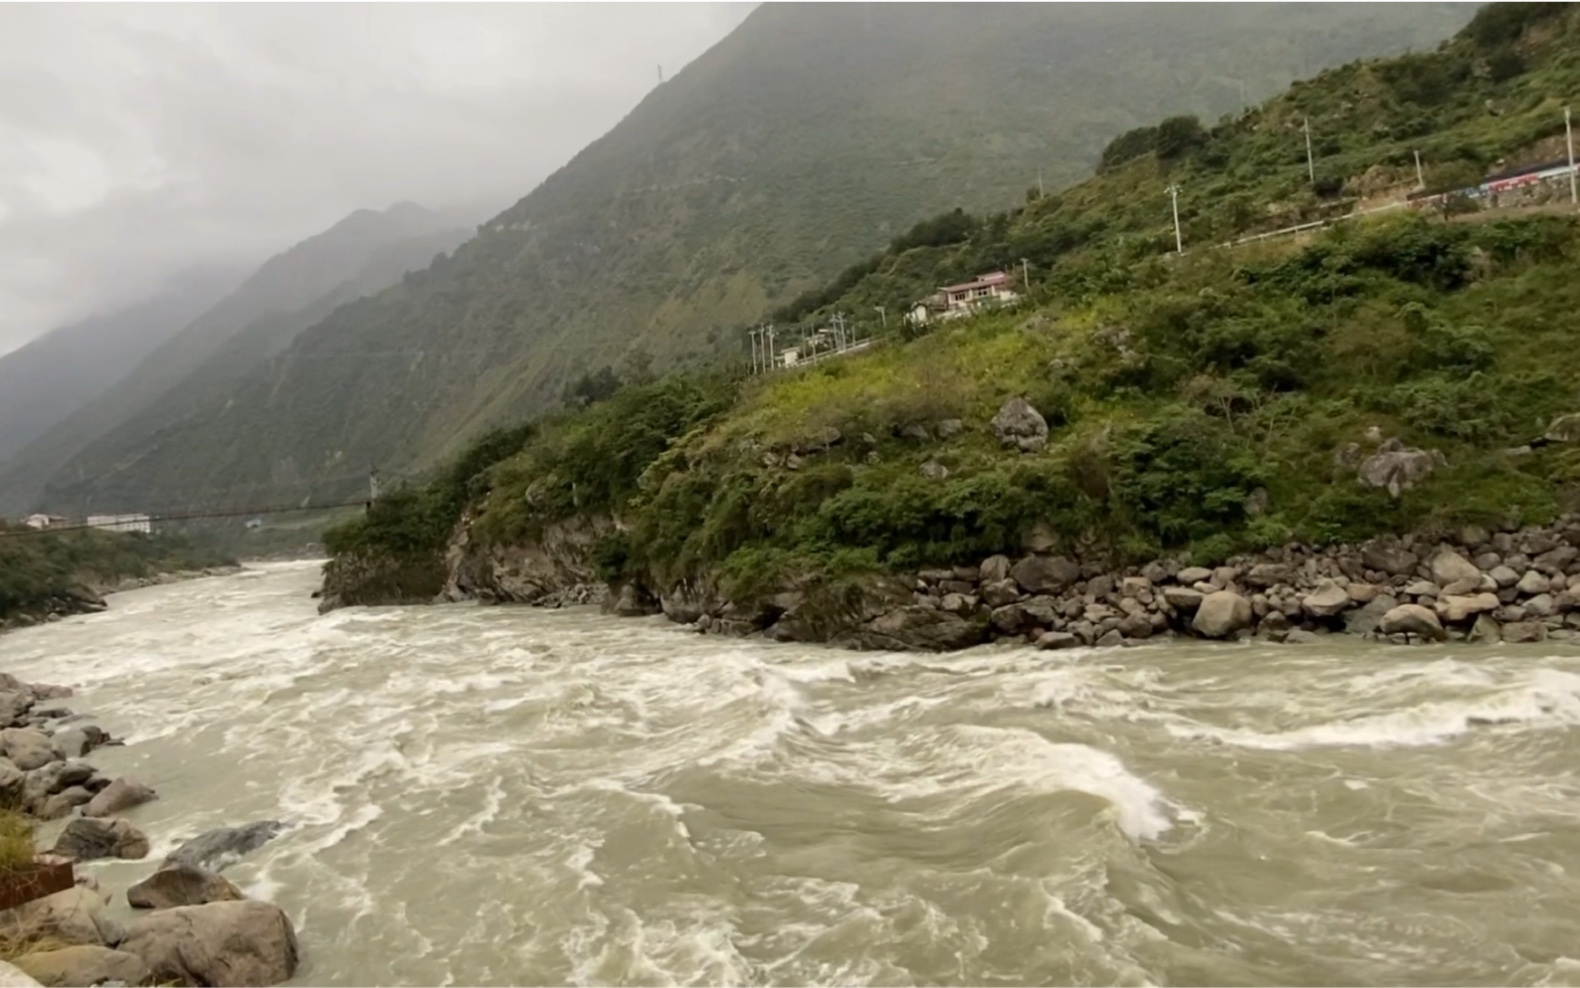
[50,5,1471,517]
[323,4,1580,610]
[0,527,235,627]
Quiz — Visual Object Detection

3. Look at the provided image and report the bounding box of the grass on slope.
[0,528,236,625]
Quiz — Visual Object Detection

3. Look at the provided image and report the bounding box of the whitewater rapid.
[5,561,1580,986]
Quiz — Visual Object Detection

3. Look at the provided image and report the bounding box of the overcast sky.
[0,2,754,357]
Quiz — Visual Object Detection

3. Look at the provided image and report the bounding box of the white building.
[24,514,52,530]
[86,513,152,534]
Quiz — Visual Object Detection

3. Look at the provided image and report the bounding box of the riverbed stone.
[1468,614,1502,643]
[13,946,150,988]
[0,887,123,948]
[1346,583,1381,604]
[1378,603,1447,641]
[1162,587,1203,611]
[51,818,150,862]
[1430,548,1482,587]
[978,555,1011,584]
[38,786,93,821]
[165,821,285,874]
[119,900,299,988]
[1517,570,1551,596]
[1361,541,1418,577]
[1191,591,1253,639]
[0,729,57,772]
[1009,555,1081,595]
[1175,566,1213,586]
[1503,621,1548,644]
[1435,592,1500,624]
[82,778,157,819]
[1302,579,1351,618]
[128,863,246,911]
[1034,631,1081,650]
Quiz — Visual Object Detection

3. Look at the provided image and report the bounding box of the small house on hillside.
[908,271,1019,327]
[85,513,152,534]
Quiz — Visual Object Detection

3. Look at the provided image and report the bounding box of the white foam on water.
[566,841,605,889]
[1169,667,1580,750]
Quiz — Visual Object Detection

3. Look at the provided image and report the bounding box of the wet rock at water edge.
[1468,614,1502,643]
[1190,591,1252,639]
[0,729,57,772]
[128,863,246,911]
[1301,579,1351,619]
[0,887,123,948]
[82,778,157,818]
[13,946,150,988]
[165,821,287,873]
[119,900,299,988]
[51,818,150,862]
[1502,621,1548,644]
[1430,548,1482,587]
[1035,630,1081,650]
[1378,604,1447,641]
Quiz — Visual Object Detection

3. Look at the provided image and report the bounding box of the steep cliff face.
[441,512,614,607]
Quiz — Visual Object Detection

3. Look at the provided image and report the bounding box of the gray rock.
[119,900,300,988]
[935,418,964,438]
[1285,629,1322,644]
[1430,548,1482,587]
[127,863,246,911]
[1436,592,1500,624]
[1175,566,1213,586]
[0,758,24,807]
[1094,629,1125,648]
[0,960,40,987]
[51,817,150,862]
[0,728,57,772]
[1258,611,1292,642]
[1357,438,1444,497]
[1468,614,1502,643]
[1302,579,1351,618]
[1503,621,1548,644]
[1526,593,1556,617]
[13,946,149,988]
[1517,570,1551,596]
[919,459,949,480]
[0,692,32,730]
[1361,541,1419,576]
[1162,586,1203,611]
[1245,563,1291,589]
[990,397,1049,453]
[1009,555,1081,595]
[37,786,93,821]
[1210,566,1240,590]
[0,887,123,948]
[1404,580,1438,597]
[979,578,1021,608]
[1034,631,1081,651]
[82,778,157,819]
[939,592,974,616]
[978,555,1011,584]
[858,607,989,652]
[1489,564,1521,588]
[1379,604,1447,641]
[1545,412,1580,443]
[1191,591,1253,639]
[1346,583,1381,604]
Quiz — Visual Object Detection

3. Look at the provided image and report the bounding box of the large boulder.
[118,900,300,988]
[853,607,987,652]
[1430,548,1482,588]
[0,887,123,947]
[12,946,150,988]
[1435,592,1500,624]
[990,397,1048,453]
[0,730,56,773]
[978,555,1011,584]
[1190,591,1253,639]
[164,822,286,874]
[1357,439,1444,497]
[0,693,33,731]
[1360,541,1419,577]
[50,817,150,862]
[1174,566,1213,586]
[82,778,156,819]
[48,727,109,761]
[128,863,246,910]
[1503,621,1548,644]
[1008,555,1081,595]
[1301,579,1351,618]
[1378,604,1447,641]
[1162,586,1204,611]
[37,787,93,822]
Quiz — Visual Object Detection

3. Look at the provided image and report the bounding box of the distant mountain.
[0,268,242,467]
[27,2,1475,513]
[0,202,471,515]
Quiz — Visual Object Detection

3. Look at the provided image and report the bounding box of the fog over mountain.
[0,2,754,356]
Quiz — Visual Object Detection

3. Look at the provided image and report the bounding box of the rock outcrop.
[164,821,286,873]
[119,900,300,988]
[50,817,149,861]
[989,397,1049,453]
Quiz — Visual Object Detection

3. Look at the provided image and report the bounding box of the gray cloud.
[0,2,755,355]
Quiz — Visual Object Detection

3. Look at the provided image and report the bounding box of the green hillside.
[50,3,1471,515]
[322,2,1580,613]
[7,204,469,515]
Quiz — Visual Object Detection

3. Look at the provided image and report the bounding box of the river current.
[4,561,1580,986]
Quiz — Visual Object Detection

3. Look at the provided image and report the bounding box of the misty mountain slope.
[34,2,1473,513]
[0,203,470,514]
[0,268,241,466]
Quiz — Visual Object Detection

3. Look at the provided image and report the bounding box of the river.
[4,561,1580,986]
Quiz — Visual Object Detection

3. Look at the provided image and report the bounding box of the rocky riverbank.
[0,567,246,635]
[0,673,299,988]
[417,511,1580,652]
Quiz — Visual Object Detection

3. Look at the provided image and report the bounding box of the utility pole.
[1037,168,1044,198]
[1567,106,1577,206]
[766,324,777,368]
[1414,150,1425,190]
[1167,183,1183,255]
[874,306,887,330]
[1020,258,1030,293]
[1303,116,1315,185]
[369,468,382,507]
